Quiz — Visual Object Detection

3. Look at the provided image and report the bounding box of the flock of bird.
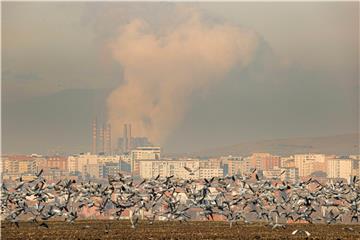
[1,168,360,237]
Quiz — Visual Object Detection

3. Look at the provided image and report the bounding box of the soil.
[2,220,360,240]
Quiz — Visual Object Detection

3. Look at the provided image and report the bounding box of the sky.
[2,2,359,155]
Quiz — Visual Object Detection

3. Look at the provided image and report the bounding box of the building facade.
[130,147,161,174]
[326,157,357,182]
[2,155,39,178]
[139,159,200,179]
[249,153,281,171]
[294,154,326,177]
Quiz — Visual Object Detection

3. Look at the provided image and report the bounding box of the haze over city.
[2,2,359,155]
[2,3,360,239]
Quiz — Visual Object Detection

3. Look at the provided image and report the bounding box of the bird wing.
[40,222,49,228]
[184,167,192,172]
[36,169,44,177]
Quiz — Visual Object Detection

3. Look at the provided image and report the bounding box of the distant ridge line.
[190,133,360,157]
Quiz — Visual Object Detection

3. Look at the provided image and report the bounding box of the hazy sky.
[2,2,359,155]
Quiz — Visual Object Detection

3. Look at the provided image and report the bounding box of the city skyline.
[3,151,360,183]
[2,2,359,155]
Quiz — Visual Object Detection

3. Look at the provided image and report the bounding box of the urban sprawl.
[2,123,360,225]
[3,150,360,184]
[2,123,360,184]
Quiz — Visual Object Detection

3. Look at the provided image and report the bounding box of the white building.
[263,167,283,180]
[327,157,357,183]
[139,158,224,180]
[263,166,299,182]
[294,154,326,177]
[130,147,161,174]
[139,158,199,179]
[281,167,299,182]
[199,168,223,179]
[98,155,122,164]
[120,154,132,164]
[68,153,97,174]
[67,153,122,178]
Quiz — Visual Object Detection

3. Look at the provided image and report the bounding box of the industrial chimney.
[92,119,97,154]
[105,124,112,155]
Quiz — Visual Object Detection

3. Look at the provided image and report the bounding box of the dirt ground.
[2,220,360,240]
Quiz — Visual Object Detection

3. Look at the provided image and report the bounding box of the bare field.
[2,220,360,240]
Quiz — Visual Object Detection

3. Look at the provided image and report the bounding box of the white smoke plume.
[107,9,258,144]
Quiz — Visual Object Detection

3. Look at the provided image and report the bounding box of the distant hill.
[192,133,359,157]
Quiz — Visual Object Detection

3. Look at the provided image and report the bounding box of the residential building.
[263,167,299,182]
[294,154,326,177]
[281,167,299,182]
[2,155,39,178]
[281,156,295,168]
[139,158,199,179]
[199,168,223,179]
[239,156,253,174]
[249,153,281,171]
[130,146,161,174]
[326,157,359,182]
[99,161,131,178]
[219,155,242,175]
[37,156,68,176]
[68,153,123,178]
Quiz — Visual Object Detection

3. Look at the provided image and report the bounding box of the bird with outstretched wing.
[184,166,200,175]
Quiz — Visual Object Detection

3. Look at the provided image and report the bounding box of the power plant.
[92,121,151,155]
[123,123,132,153]
[92,119,97,154]
[117,123,152,154]
[92,119,112,155]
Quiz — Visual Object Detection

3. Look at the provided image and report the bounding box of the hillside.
[192,133,359,157]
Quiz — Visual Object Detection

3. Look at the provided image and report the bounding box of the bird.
[292,229,311,237]
[39,222,49,229]
[1,169,360,231]
[183,166,200,176]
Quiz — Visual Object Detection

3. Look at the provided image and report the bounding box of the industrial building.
[92,119,112,155]
[117,124,152,154]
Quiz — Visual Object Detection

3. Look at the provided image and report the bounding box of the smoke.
[107,9,258,144]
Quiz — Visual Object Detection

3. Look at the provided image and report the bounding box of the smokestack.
[108,124,112,155]
[128,123,132,151]
[99,124,105,154]
[123,124,128,153]
[105,124,112,155]
[92,119,97,154]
